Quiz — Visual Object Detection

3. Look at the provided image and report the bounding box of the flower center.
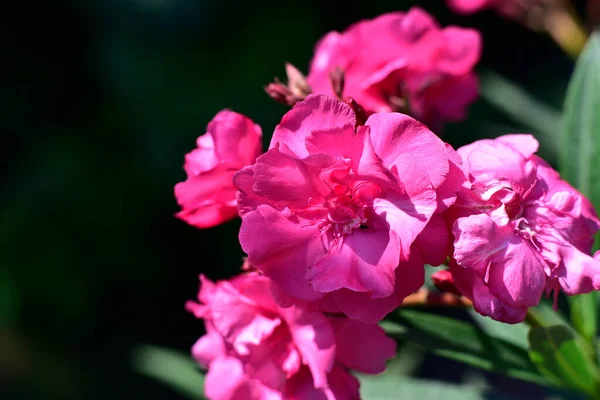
[514,217,541,252]
[312,157,383,239]
[326,185,368,238]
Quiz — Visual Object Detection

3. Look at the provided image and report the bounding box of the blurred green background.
[1,0,585,398]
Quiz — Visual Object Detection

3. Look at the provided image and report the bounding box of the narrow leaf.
[358,374,487,400]
[131,344,206,399]
[384,310,548,386]
[569,292,599,344]
[559,31,600,346]
[528,325,599,397]
[358,357,487,400]
[469,309,529,350]
[560,31,600,208]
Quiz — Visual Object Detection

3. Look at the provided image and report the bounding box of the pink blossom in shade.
[431,268,462,296]
[186,273,396,400]
[447,134,600,323]
[174,110,262,228]
[235,94,464,323]
[306,7,482,129]
[446,0,540,20]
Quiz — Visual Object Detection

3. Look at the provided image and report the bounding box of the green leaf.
[384,310,548,386]
[559,32,600,348]
[560,32,600,207]
[569,292,599,344]
[358,374,488,400]
[528,325,599,397]
[358,355,492,400]
[479,70,561,160]
[469,309,529,350]
[131,345,206,399]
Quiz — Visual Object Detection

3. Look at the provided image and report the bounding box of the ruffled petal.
[239,205,327,301]
[330,317,396,373]
[325,250,425,323]
[191,326,227,367]
[279,306,336,389]
[366,113,449,194]
[270,95,357,157]
[449,261,528,324]
[208,110,263,168]
[373,189,437,260]
[307,228,400,298]
[174,166,239,228]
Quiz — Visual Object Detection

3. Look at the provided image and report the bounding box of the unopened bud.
[265,81,302,106]
[345,97,367,127]
[431,269,461,296]
[329,66,345,100]
[285,63,312,97]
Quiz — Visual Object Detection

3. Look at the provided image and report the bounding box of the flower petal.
[457,138,537,200]
[184,133,218,176]
[251,146,334,208]
[330,317,396,373]
[554,244,600,295]
[191,325,227,367]
[373,189,437,260]
[453,210,546,308]
[278,305,336,389]
[210,281,282,355]
[208,110,263,167]
[435,144,465,211]
[413,214,450,266]
[234,165,269,217]
[366,112,449,194]
[204,357,252,400]
[495,134,539,159]
[446,0,492,14]
[486,237,547,308]
[307,228,400,298]
[436,27,482,76]
[239,205,327,301]
[452,210,512,277]
[175,166,239,228]
[270,95,357,157]
[450,261,528,323]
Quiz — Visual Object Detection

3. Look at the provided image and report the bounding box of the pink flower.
[447,134,600,323]
[175,110,262,228]
[305,7,481,129]
[235,94,464,323]
[446,0,540,20]
[186,273,396,400]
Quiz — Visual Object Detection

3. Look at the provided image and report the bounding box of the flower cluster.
[236,94,462,323]
[445,135,600,322]
[174,4,600,400]
[267,7,482,131]
[186,273,395,399]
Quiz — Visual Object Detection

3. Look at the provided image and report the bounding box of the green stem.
[525,308,546,328]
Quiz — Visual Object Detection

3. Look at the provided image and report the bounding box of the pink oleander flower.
[305,7,481,130]
[174,110,262,228]
[447,134,600,323]
[235,94,464,323]
[186,273,396,400]
[446,0,541,20]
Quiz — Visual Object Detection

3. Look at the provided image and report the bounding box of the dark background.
[1,0,586,398]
